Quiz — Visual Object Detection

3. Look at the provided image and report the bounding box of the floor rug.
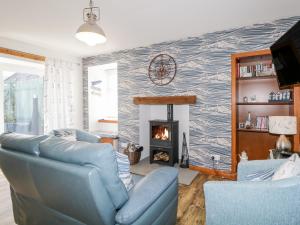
[130,157,199,185]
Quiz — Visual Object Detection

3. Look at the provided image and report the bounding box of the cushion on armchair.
[242,168,275,181]
[272,154,300,180]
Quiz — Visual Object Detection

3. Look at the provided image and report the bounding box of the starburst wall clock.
[148,54,177,86]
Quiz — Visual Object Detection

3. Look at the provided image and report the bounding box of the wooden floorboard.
[0,170,15,225]
[176,174,223,225]
[0,169,222,225]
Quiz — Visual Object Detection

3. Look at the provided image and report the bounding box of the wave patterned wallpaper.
[83,16,299,171]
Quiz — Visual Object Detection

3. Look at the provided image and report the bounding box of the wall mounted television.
[271,20,300,89]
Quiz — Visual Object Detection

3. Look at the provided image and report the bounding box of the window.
[0,55,44,134]
[88,63,118,132]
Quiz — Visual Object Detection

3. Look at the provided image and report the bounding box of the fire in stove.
[153,126,169,141]
[149,117,178,166]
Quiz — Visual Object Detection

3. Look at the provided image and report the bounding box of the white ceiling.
[0,0,300,58]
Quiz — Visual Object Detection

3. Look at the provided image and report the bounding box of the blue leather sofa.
[0,133,178,225]
[204,159,300,225]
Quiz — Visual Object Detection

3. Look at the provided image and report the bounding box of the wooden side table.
[100,136,118,150]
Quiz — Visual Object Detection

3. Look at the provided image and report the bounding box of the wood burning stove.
[149,104,179,166]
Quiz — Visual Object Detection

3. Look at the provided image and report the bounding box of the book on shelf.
[239,62,275,78]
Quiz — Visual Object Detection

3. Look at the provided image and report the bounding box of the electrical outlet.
[211,154,220,169]
[211,154,220,161]
[215,155,221,161]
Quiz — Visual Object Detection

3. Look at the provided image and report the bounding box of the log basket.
[124,148,141,165]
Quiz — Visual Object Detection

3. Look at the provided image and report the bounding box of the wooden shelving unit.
[231,49,300,174]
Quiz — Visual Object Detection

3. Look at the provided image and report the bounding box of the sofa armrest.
[204,177,300,225]
[237,159,285,181]
[115,167,178,225]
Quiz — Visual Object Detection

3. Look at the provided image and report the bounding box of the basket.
[124,149,141,165]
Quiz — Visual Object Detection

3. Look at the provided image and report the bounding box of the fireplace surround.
[134,95,195,165]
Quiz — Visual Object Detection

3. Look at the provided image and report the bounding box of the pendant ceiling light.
[75,0,107,46]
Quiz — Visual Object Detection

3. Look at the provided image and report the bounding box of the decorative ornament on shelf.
[148,54,177,86]
[268,90,292,102]
[75,0,107,46]
[250,95,256,102]
[239,150,248,162]
[245,112,252,129]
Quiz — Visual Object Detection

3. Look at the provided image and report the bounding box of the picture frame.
[256,116,268,130]
[239,122,245,129]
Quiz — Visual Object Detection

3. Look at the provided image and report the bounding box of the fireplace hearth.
[149,104,178,166]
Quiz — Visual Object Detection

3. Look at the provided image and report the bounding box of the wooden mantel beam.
[0,47,45,61]
[133,95,197,105]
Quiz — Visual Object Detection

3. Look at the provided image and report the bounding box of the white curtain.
[44,58,78,133]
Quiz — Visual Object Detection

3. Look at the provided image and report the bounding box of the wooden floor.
[0,170,221,225]
[176,174,223,225]
[0,170,15,225]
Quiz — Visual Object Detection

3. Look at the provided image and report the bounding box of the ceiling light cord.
[89,0,94,8]
[89,0,94,19]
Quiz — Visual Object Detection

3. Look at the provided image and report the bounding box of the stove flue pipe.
[167,104,173,121]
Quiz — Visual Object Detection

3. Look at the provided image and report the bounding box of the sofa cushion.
[39,136,128,209]
[53,129,76,141]
[0,133,48,156]
[76,130,100,143]
[115,151,134,191]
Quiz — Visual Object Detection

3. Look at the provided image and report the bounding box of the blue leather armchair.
[0,133,178,225]
[204,159,300,225]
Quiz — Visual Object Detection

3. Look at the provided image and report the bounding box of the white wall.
[0,37,84,130]
[0,37,80,62]
[139,105,189,160]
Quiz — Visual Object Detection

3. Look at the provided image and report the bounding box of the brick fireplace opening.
[149,104,178,166]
